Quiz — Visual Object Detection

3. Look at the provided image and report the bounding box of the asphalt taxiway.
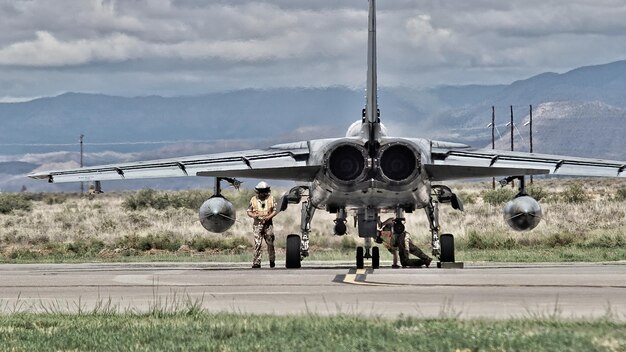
[1,262,624,320]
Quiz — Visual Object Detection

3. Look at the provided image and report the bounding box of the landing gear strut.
[282,187,314,269]
[426,187,464,269]
[424,199,441,258]
[285,200,316,269]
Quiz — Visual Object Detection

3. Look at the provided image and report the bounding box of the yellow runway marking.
[339,268,401,287]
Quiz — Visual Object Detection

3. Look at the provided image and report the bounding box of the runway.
[1,262,625,320]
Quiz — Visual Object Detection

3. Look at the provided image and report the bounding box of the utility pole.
[80,134,84,194]
[491,106,495,190]
[529,105,533,184]
[510,105,514,152]
[510,106,514,189]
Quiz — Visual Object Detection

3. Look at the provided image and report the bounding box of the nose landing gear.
[356,238,380,269]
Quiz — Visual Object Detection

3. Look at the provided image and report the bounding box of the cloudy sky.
[1,0,626,101]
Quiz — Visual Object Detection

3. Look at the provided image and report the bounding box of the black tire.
[286,234,301,268]
[372,246,380,269]
[440,233,455,262]
[356,246,364,269]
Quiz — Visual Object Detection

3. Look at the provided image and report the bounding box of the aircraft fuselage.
[307,137,432,211]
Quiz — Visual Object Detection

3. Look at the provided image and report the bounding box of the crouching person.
[378,217,432,268]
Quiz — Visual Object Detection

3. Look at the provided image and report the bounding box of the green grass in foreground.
[2,246,625,264]
[459,247,626,263]
[0,313,624,352]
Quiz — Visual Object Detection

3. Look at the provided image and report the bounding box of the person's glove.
[374,235,383,244]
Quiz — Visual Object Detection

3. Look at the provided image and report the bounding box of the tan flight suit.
[378,226,398,254]
[396,231,432,267]
[379,219,431,267]
[249,195,276,266]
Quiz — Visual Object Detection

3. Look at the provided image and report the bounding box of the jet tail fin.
[363,0,381,155]
[365,0,378,125]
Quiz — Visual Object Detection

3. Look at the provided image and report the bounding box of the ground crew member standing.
[247,181,277,268]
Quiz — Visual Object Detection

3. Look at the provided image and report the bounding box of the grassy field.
[0,312,624,352]
[1,178,625,263]
[1,180,625,351]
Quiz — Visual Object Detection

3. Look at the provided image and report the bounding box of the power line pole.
[491,106,495,190]
[510,106,514,189]
[529,105,533,184]
[80,134,84,194]
[510,105,514,152]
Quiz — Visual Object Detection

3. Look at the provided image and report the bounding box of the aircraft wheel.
[372,246,380,269]
[440,233,455,263]
[286,234,301,268]
[356,246,364,269]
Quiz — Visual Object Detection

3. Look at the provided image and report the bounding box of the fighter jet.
[30,0,626,269]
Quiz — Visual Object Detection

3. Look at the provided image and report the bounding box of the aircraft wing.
[28,142,320,183]
[426,147,626,181]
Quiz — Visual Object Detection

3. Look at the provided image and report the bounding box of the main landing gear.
[282,186,313,269]
[282,185,465,269]
[428,185,464,268]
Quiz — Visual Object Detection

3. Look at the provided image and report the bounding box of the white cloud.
[0,31,143,66]
[0,0,626,96]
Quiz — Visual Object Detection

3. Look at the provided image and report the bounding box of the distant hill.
[494,101,626,160]
[1,60,625,191]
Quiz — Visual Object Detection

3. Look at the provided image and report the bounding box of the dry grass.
[0,178,625,261]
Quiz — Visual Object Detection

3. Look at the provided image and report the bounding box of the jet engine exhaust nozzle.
[503,195,542,231]
[199,196,236,233]
[327,144,367,183]
[379,144,420,182]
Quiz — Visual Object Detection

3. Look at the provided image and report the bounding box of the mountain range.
[1,60,625,191]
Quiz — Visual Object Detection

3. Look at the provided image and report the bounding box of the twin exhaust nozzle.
[326,142,421,184]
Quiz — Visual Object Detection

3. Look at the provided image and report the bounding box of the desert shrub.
[464,230,517,250]
[8,248,41,260]
[340,236,357,251]
[561,183,589,204]
[578,231,626,248]
[123,189,155,210]
[171,190,212,209]
[615,187,626,201]
[190,236,249,252]
[525,184,547,201]
[138,232,182,251]
[0,193,32,214]
[43,193,68,205]
[189,236,221,252]
[115,234,142,249]
[122,189,239,211]
[123,189,174,210]
[125,213,151,228]
[122,188,263,212]
[221,236,251,251]
[28,234,50,246]
[95,218,117,233]
[228,189,256,209]
[457,191,476,205]
[481,188,516,206]
[545,231,578,247]
[66,239,106,255]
